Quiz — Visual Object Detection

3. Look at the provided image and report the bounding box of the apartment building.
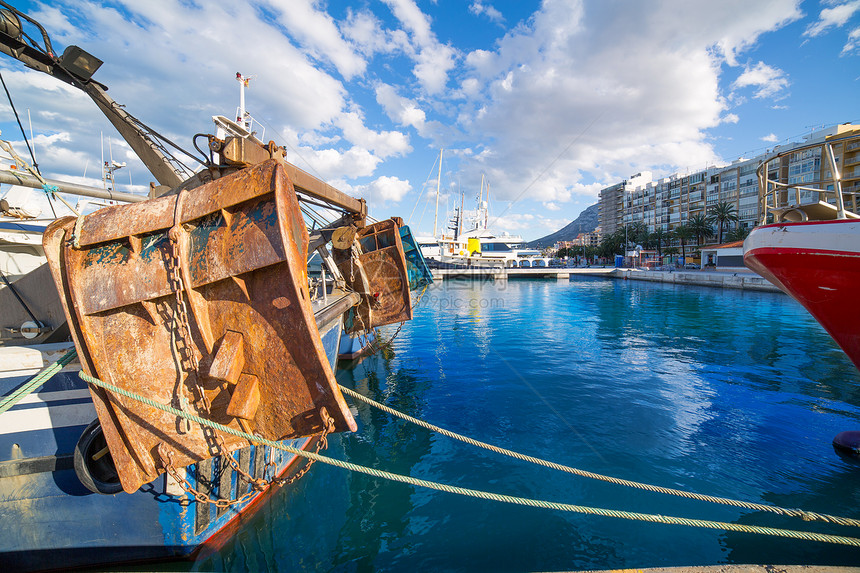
[598,123,860,247]
[597,172,651,236]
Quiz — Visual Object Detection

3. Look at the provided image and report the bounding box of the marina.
[192,277,860,571]
[430,265,782,293]
[0,2,859,572]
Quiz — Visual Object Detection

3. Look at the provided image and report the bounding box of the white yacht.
[419,193,548,268]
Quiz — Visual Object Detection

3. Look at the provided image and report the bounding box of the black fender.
[74,419,122,494]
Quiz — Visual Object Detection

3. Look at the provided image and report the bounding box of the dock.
[430,266,616,280]
[429,266,782,293]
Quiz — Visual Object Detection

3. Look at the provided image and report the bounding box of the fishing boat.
[0,5,429,570]
[743,124,860,371]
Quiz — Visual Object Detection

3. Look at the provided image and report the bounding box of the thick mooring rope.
[0,348,78,415]
[339,385,860,528]
[74,370,860,548]
[6,349,860,547]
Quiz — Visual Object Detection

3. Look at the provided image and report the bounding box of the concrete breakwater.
[430,266,783,293]
[612,268,782,293]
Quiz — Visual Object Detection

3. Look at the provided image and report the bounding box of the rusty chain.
[161,197,256,506]
[157,410,335,507]
[269,410,335,487]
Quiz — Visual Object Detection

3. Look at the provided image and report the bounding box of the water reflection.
[196,277,860,571]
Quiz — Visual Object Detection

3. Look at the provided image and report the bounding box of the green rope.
[0,348,78,415]
[339,386,860,529]
[72,368,860,548]
[9,348,860,547]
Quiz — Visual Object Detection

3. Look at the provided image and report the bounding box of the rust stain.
[42,160,356,494]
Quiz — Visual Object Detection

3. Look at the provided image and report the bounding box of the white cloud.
[342,8,408,57]
[732,61,790,99]
[804,0,860,37]
[5,0,431,195]
[844,25,860,54]
[335,109,412,158]
[375,83,427,134]
[543,201,560,211]
[1,0,824,242]
[261,0,367,79]
[381,0,457,93]
[356,175,413,203]
[761,133,779,142]
[443,0,805,211]
[470,2,505,24]
[290,146,382,181]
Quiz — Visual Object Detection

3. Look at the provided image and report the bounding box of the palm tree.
[650,227,667,258]
[673,224,694,264]
[629,221,648,247]
[707,202,739,244]
[598,230,624,260]
[726,226,750,242]
[688,213,713,247]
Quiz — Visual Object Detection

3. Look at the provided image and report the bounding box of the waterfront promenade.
[430,266,782,293]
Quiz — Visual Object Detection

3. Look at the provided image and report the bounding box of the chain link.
[270,412,335,487]
[166,221,215,450]
[159,444,258,508]
[158,411,335,507]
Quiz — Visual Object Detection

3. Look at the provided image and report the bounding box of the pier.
[430,266,617,280]
[429,266,782,292]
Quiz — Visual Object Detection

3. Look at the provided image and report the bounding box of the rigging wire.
[0,71,39,174]
[406,151,438,225]
[0,69,58,216]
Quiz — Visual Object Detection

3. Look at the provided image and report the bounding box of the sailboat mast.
[485,180,490,229]
[478,174,485,230]
[459,183,464,238]
[433,148,443,237]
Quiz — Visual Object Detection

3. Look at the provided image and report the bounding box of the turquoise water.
[197,277,860,571]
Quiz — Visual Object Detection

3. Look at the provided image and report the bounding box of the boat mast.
[459,182,464,238]
[485,180,490,230]
[433,148,443,238]
[236,72,251,131]
[478,174,485,230]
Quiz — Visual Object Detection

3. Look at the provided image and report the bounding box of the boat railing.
[757,136,860,224]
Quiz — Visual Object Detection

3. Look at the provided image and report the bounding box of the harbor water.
[195,277,860,571]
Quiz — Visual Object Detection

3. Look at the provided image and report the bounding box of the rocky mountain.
[528,203,599,248]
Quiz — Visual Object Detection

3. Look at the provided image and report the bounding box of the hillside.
[527,203,599,248]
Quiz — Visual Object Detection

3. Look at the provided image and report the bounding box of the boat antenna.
[433,148,443,237]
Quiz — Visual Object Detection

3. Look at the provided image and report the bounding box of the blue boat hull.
[0,300,346,571]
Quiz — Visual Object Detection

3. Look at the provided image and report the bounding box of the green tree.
[649,227,668,258]
[688,213,713,247]
[707,201,739,244]
[673,224,694,263]
[726,226,750,242]
[599,229,626,260]
[629,221,648,247]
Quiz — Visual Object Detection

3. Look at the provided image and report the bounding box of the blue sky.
[1,0,858,240]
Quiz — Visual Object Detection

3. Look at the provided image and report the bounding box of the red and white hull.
[744,219,860,371]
